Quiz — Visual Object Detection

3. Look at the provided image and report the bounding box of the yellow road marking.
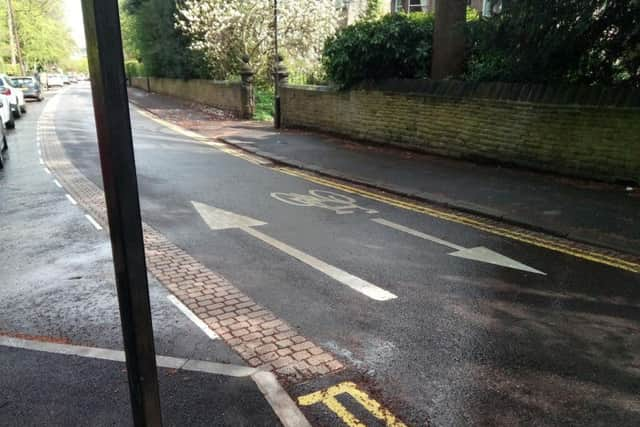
[298,382,407,427]
[131,103,640,274]
[275,168,640,274]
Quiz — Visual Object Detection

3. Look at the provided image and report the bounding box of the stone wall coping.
[282,79,640,108]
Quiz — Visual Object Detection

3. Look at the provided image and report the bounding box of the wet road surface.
[6,84,640,425]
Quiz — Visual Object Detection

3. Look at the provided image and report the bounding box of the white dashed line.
[39,158,44,165]
[65,194,77,205]
[43,167,51,175]
[85,214,103,231]
[167,295,219,341]
[53,179,62,188]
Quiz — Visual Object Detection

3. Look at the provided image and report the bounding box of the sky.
[64,0,86,50]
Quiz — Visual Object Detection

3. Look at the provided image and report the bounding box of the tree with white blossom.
[176,0,340,83]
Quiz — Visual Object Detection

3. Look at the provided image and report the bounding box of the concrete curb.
[0,335,311,427]
[252,371,312,427]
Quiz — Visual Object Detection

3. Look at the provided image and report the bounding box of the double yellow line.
[132,104,640,274]
[276,167,640,274]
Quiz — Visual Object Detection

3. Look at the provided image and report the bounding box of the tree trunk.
[6,0,25,74]
[7,0,16,65]
[431,0,466,79]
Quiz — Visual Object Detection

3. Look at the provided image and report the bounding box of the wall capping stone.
[283,79,640,108]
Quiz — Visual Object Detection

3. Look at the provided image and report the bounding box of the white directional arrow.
[192,201,397,301]
[371,218,545,275]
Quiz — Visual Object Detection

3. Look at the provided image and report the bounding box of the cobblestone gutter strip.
[38,94,343,382]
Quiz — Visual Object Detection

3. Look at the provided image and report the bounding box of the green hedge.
[125,60,145,78]
[322,13,434,88]
[465,0,640,87]
[324,3,639,88]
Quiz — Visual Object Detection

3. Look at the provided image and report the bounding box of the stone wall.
[280,80,640,183]
[131,77,246,117]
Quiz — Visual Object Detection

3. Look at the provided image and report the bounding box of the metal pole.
[79,1,162,426]
[273,0,281,129]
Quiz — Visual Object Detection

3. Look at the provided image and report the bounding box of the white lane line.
[53,179,62,188]
[65,194,78,205]
[37,149,41,155]
[167,295,219,341]
[85,214,103,231]
[43,167,51,175]
[372,218,464,251]
[39,158,44,165]
[243,226,397,302]
[0,335,256,377]
[372,217,545,275]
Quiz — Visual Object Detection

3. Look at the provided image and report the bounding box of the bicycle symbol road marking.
[271,189,378,215]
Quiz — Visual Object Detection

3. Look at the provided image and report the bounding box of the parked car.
[0,92,14,129]
[10,76,43,102]
[0,74,26,118]
[0,107,8,169]
[62,74,70,85]
[48,74,64,88]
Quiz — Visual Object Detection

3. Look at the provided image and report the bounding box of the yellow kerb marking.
[130,103,640,274]
[298,382,407,427]
[276,167,640,274]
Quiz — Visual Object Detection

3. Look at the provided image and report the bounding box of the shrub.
[465,0,640,87]
[125,60,145,78]
[254,88,274,122]
[322,13,434,88]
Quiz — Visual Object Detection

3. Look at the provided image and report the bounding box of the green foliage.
[465,6,480,22]
[363,0,382,21]
[1,63,22,75]
[465,0,640,87]
[60,57,89,74]
[253,88,274,122]
[0,0,75,71]
[121,0,209,79]
[125,60,145,77]
[323,13,434,88]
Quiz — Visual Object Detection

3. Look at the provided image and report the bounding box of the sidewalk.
[0,95,306,427]
[128,88,640,256]
[0,337,285,427]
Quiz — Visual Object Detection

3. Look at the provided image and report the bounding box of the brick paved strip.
[38,94,343,382]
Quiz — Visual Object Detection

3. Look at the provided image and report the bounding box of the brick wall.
[131,77,244,117]
[280,81,640,183]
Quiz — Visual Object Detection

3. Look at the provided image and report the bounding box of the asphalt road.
[27,84,640,425]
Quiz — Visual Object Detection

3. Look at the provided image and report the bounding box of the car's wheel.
[20,104,26,113]
[12,104,21,119]
[0,146,4,169]
[2,134,7,152]
[6,114,15,129]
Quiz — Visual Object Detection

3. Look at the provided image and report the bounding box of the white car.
[0,74,26,119]
[0,101,8,169]
[0,92,14,129]
[48,74,64,88]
